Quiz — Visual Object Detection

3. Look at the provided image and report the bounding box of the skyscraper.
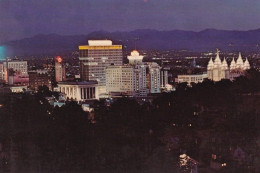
[79,40,123,94]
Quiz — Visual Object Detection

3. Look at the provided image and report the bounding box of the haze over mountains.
[3,29,260,57]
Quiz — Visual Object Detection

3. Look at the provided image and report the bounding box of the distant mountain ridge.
[3,28,260,56]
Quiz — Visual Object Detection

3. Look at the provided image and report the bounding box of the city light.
[56,56,62,63]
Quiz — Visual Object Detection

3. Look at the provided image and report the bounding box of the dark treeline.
[0,69,259,172]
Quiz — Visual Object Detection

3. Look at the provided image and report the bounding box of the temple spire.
[214,49,221,65]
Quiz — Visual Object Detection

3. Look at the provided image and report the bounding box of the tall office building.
[79,40,123,94]
[146,62,161,93]
[106,50,163,97]
[160,69,169,88]
[55,56,65,82]
[127,50,147,96]
[0,64,4,82]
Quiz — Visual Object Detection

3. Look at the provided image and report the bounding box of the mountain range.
[3,29,260,56]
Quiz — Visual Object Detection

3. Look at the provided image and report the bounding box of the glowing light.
[0,46,6,60]
[56,56,62,63]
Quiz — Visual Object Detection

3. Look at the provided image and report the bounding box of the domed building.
[207,50,250,82]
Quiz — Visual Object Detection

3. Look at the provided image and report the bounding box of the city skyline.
[1,0,260,42]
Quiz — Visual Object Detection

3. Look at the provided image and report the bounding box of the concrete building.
[178,73,208,86]
[146,62,161,93]
[105,65,134,96]
[57,81,99,101]
[127,50,148,96]
[29,70,52,91]
[105,50,165,97]
[55,56,65,82]
[79,40,123,94]
[133,64,147,97]
[160,69,169,89]
[3,60,28,76]
[0,64,4,82]
[2,60,28,85]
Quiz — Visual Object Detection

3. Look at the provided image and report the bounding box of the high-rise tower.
[79,40,123,93]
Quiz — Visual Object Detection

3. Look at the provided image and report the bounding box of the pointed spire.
[222,57,228,70]
[214,49,221,66]
[230,57,236,70]
[236,52,244,70]
[243,57,250,70]
[207,57,214,70]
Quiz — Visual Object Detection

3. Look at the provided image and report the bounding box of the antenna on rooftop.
[134,37,139,50]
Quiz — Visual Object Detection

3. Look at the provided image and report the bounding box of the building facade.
[29,70,52,91]
[79,40,123,94]
[0,64,4,82]
[3,60,28,76]
[160,69,169,89]
[105,65,134,96]
[105,50,165,97]
[146,62,161,93]
[178,73,208,86]
[57,81,99,101]
[55,56,65,82]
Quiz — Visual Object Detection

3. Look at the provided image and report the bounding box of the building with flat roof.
[79,40,123,94]
[29,70,52,91]
[3,60,28,76]
[105,65,134,96]
[178,73,208,86]
[57,81,99,101]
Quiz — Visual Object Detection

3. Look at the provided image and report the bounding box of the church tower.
[207,57,214,80]
[212,50,223,81]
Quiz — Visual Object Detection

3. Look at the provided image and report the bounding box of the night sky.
[0,0,259,42]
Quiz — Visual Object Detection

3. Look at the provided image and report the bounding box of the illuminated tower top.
[127,50,144,65]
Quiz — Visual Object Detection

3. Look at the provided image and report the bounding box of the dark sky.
[0,0,259,42]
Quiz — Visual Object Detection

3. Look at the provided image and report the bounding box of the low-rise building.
[57,81,99,101]
[29,70,52,91]
[177,73,208,86]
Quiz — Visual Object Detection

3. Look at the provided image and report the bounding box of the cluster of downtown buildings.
[0,40,170,102]
[58,40,169,101]
[0,39,251,102]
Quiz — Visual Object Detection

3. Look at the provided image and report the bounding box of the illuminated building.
[146,62,161,93]
[2,60,29,85]
[79,40,123,94]
[29,70,52,91]
[105,65,134,96]
[0,64,4,82]
[3,60,28,76]
[57,81,99,101]
[10,86,27,93]
[55,56,65,82]
[177,73,208,86]
[105,50,164,97]
[127,50,147,96]
[207,50,250,82]
[160,69,169,88]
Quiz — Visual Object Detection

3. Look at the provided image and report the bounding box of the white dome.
[131,50,140,56]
